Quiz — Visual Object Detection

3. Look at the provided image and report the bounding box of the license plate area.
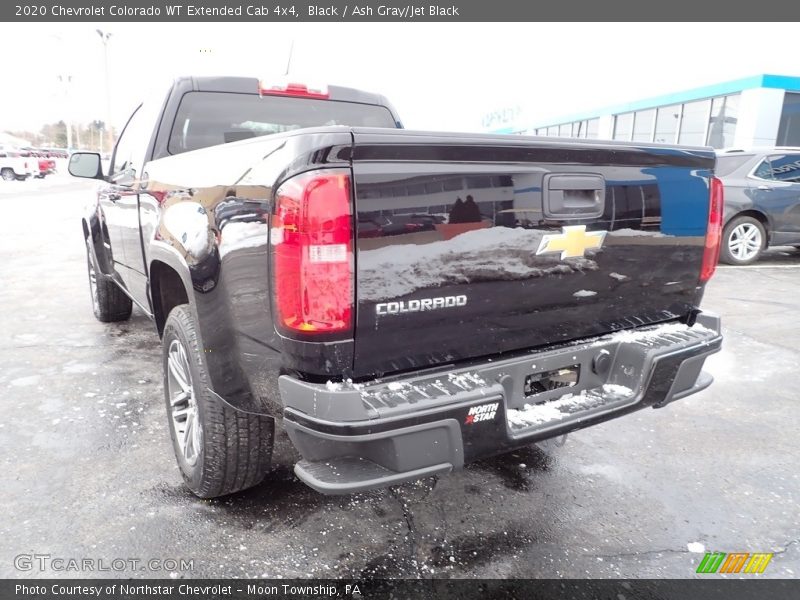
[523,364,580,399]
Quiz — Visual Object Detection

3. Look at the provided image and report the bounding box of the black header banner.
[3,579,800,600]
[2,0,800,21]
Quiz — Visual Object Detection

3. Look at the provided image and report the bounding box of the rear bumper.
[279,313,722,495]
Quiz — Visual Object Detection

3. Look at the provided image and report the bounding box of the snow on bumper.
[279,313,722,494]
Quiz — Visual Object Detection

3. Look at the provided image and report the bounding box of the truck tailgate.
[349,131,716,379]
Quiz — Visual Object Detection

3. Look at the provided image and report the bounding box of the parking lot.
[1,176,798,579]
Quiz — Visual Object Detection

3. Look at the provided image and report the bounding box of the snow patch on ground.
[358,226,598,301]
[13,333,42,343]
[609,272,628,281]
[10,375,40,387]
[507,384,633,429]
[62,362,94,374]
[573,289,597,298]
[687,542,706,553]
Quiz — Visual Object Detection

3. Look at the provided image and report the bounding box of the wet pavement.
[1,178,799,579]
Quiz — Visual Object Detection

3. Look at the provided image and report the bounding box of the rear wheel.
[86,240,132,322]
[720,216,766,265]
[163,305,273,498]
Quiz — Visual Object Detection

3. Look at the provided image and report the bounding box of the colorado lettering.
[376,295,467,315]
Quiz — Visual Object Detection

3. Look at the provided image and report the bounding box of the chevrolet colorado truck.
[69,76,723,498]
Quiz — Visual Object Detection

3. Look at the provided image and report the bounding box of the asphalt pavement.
[1,177,798,579]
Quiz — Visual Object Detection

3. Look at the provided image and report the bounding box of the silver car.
[715,148,800,264]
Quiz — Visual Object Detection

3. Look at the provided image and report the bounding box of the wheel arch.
[150,259,191,337]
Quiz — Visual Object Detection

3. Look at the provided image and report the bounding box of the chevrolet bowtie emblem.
[536,225,606,259]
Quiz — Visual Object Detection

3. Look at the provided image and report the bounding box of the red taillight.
[700,176,724,282]
[271,169,353,335]
[259,80,329,99]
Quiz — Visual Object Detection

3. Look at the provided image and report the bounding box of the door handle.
[757,185,772,191]
[543,173,606,219]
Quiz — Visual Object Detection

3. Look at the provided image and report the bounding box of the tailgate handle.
[543,174,605,219]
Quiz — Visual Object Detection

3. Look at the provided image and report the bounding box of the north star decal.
[465,402,499,425]
[536,225,606,259]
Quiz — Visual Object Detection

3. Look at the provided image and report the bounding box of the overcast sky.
[1,22,798,135]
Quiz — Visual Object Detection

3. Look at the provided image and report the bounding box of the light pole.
[285,40,294,76]
[96,29,112,155]
[50,34,73,150]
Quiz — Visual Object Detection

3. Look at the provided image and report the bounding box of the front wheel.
[1,168,16,182]
[162,305,273,498]
[719,216,766,265]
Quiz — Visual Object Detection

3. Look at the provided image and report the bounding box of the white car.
[0,146,35,181]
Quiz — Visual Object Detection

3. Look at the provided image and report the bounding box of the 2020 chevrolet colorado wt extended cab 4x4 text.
[69,76,723,498]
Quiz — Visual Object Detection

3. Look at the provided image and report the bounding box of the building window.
[559,123,572,137]
[777,92,800,147]
[632,109,655,142]
[654,104,682,144]
[707,94,739,149]
[547,126,558,137]
[613,113,633,141]
[678,99,712,146]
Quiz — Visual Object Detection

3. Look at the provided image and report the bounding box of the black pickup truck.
[69,76,723,498]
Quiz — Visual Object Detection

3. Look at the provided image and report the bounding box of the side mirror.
[68,152,103,179]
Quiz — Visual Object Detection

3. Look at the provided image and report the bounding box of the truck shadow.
[150,440,558,577]
[466,444,554,491]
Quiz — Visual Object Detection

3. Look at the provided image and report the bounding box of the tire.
[1,168,15,182]
[720,215,766,265]
[86,240,132,322]
[162,304,273,498]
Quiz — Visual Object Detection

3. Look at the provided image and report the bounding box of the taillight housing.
[271,169,353,336]
[700,176,724,282]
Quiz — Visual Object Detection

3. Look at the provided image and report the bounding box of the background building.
[491,74,800,149]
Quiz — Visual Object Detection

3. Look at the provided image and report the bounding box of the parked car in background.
[715,148,800,264]
[42,147,69,159]
[18,148,43,179]
[35,151,57,178]
[0,147,35,181]
[21,147,57,177]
